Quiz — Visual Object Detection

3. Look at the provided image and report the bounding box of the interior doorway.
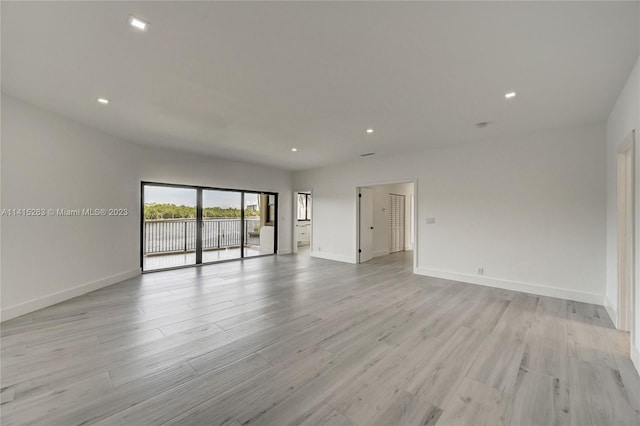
[293,191,312,255]
[357,181,415,266]
[617,130,635,343]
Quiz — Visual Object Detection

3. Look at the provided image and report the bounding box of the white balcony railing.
[144,218,261,255]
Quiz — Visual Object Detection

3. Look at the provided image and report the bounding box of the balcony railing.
[144,218,261,255]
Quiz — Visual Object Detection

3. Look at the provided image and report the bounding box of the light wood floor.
[1,251,639,426]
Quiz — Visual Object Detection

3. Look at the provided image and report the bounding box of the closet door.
[389,193,405,253]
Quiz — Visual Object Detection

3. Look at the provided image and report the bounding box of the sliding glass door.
[141,183,277,272]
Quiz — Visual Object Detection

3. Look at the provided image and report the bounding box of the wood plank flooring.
[1,251,639,425]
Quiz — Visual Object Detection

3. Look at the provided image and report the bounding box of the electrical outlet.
[477,267,484,275]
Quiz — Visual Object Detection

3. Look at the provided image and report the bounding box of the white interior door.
[359,187,374,263]
[389,193,405,253]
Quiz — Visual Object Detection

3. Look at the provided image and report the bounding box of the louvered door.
[389,193,405,253]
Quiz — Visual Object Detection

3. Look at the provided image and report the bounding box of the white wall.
[371,183,414,257]
[1,95,292,320]
[295,122,607,304]
[1,95,141,320]
[606,55,640,372]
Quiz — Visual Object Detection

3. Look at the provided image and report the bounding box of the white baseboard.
[373,250,390,258]
[604,295,618,327]
[278,248,292,255]
[604,297,639,377]
[414,267,603,305]
[311,251,357,264]
[632,343,640,376]
[1,268,141,322]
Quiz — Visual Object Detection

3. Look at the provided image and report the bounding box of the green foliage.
[144,203,259,220]
[144,203,194,219]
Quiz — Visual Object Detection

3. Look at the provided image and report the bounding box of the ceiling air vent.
[360,153,376,157]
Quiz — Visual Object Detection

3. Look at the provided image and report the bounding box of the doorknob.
[370,226,374,230]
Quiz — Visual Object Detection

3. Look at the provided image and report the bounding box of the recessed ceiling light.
[291,148,298,152]
[365,128,374,134]
[128,15,149,31]
[505,92,517,99]
[97,98,109,104]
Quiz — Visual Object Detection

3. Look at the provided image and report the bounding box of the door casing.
[617,130,635,339]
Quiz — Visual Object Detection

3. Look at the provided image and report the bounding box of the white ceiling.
[2,1,639,171]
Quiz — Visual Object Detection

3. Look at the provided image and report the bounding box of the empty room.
[1,1,640,425]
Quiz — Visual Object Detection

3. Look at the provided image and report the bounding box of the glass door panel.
[243,192,261,258]
[262,193,276,255]
[143,185,197,271]
[202,190,242,263]
[243,192,276,257]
